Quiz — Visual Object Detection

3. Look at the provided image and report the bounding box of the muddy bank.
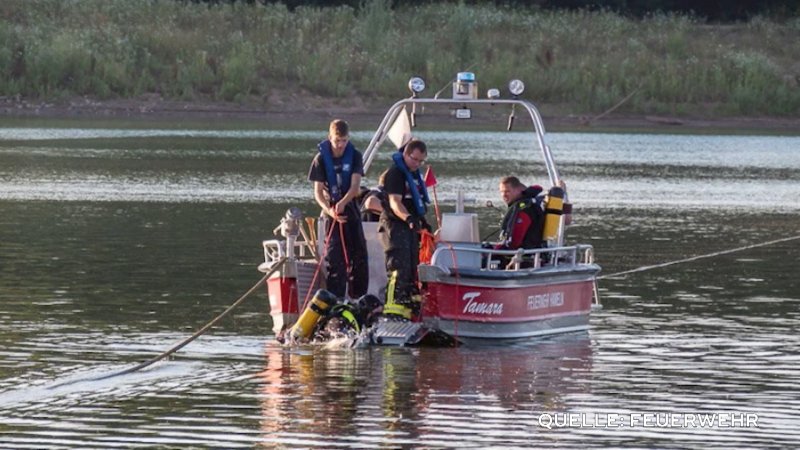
[2,95,799,134]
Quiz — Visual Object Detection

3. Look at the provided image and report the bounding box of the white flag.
[387,108,412,149]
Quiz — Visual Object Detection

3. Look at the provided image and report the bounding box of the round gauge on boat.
[508,79,525,96]
[408,77,426,94]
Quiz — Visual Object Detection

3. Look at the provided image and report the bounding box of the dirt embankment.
[2,95,799,134]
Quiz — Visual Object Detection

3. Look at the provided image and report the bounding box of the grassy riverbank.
[2,0,799,119]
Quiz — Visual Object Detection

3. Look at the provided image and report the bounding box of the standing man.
[308,119,368,299]
[380,138,430,321]
[496,176,545,251]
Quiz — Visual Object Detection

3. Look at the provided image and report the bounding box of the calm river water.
[0,118,799,449]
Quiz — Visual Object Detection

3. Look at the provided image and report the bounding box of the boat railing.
[362,98,559,188]
[361,96,567,248]
[262,239,317,265]
[429,244,595,271]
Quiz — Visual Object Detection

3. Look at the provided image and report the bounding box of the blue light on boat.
[457,72,475,83]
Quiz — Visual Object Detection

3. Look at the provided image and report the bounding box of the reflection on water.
[1,123,799,448]
[257,336,593,448]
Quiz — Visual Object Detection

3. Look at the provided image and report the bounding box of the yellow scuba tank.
[288,289,337,342]
[542,186,565,245]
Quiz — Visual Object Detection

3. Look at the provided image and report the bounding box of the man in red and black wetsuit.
[496,176,545,251]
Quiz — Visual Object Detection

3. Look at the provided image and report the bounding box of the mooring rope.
[598,234,800,280]
[300,216,338,312]
[49,256,288,388]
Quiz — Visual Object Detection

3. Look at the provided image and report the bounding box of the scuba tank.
[288,289,337,342]
[542,186,565,245]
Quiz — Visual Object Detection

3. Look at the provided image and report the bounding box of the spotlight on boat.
[487,88,500,100]
[508,79,525,97]
[408,77,426,97]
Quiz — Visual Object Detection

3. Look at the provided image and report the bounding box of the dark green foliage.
[3,0,799,117]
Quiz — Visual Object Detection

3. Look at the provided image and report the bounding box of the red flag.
[424,166,438,188]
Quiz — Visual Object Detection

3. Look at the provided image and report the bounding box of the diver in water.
[313,293,384,342]
[281,290,383,344]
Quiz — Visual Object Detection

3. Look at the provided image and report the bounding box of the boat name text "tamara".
[527,292,564,310]
[462,292,503,315]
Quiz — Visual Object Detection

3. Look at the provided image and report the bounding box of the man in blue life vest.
[496,176,545,252]
[307,119,368,299]
[379,138,431,321]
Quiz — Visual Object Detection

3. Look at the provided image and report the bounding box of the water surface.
[0,122,798,448]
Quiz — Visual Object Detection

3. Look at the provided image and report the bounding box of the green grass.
[1,0,799,117]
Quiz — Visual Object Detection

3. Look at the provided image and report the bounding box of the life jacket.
[318,139,355,202]
[391,151,429,216]
[499,186,545,249]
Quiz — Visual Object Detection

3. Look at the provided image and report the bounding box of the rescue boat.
[259,73,602,346]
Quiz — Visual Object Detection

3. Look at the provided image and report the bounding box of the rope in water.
[50,257,288,387]
[598,234,800,280]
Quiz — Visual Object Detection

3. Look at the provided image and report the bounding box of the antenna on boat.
[432,77,455,100]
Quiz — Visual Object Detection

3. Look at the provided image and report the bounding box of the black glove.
[421,219,432,233]
[480,242,494,249]
[405,215,420,230]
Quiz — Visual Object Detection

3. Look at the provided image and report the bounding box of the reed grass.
[1,0,798,116]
